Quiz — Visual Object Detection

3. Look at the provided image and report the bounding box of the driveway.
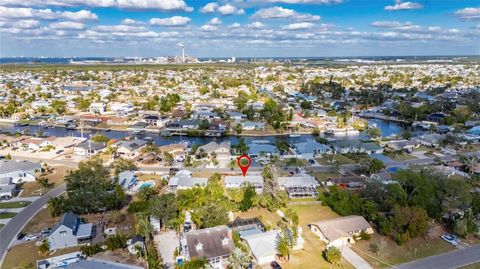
[155,230,179,269]
[341,246,373,269]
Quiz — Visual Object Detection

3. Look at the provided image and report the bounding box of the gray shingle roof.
[0,160,42,174]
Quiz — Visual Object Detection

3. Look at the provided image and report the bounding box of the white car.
[24,233,40,241]
[441,234,459,246]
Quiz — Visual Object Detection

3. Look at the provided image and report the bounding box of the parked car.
[441,234,459,246]
[16,233,25,240]
[271,261,282,269]
[41,227,52,236]
[25,233,40,241]
[308,159,315,165]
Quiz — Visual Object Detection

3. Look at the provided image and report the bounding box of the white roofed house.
[88,102,106,114]
[73,141,106,157]
[309,216,374,248]
[224,175,264,194]
[277,173,320,198]
[48,213,93,250]
[293,140,331,159]
[0,160,42,184]
[0,177,16,199]
[168,170,208,192]
[109,102,135,116]
[180,226,234,269]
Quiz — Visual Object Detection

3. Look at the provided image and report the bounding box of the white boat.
[289,134,301,138]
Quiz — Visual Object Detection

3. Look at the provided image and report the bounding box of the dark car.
[16,233,25,240]
[271,261,282,269]
[308,159,315,164]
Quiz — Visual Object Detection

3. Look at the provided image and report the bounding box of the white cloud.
[0,0,193,11]
[0,7,98,21]
[252,6,320,21]
[454,8,480,21]
[385,1,423,11]
[149,16,191,26]
[115,0,193,11]
[62,10,98,21]
[200,2,244,15]
[371,21,413,28]
[209,17,222,25]
[49,21,85,30]
[93,24,148,32]
[201,24,218,31]
[282,22,314,30]
[246,0,342,4]
[121,18,141,25]
[218,4,245,15]
[248,21,265,29]
[0,19,39,29]
[200,2,218,13]
[229,22,241,28]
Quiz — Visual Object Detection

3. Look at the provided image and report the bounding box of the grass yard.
[383,152,417,161]
[315,154,355,165]
[0,212,17,219]
[282,158,309,167]
[0,201,31,209]
[22,208,60,234]
[20,166,71,197]
[1,242,80,269]
[352,233,455,268]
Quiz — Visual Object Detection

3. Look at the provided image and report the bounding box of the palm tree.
[47,196,65,217]
[135,213,153,241]
[227,248,251,269]
[462,156,478,175]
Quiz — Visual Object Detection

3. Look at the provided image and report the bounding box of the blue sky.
[0,0,479,57]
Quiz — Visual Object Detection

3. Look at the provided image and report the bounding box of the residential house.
[293,140,331,159]
[48,213,93,250]
[127,235,145,255]
[109,102,134,116]
[331,140,383,154]
[247,140,279,158]
[277,173,319,198]
[114,139,148,159]
[88,102,106,114]
[198,142,231,157]
[224,175,264,193]
[73,141,106,156]
[166,119,200,130]
[158,143,187,162]
[309,215,374,248]
[168,170,208,191]
[385,140,417,152]
[413,134,445,148]
[0,160,41,183]
[180,226,234,269]
[19,137,56,151]
[31,100,51,110]
[241,121,265,131]
[242,230,279,265]
[227,111,246,122]
[0,177,16,198]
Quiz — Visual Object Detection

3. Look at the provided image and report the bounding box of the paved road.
[342,246,373,269]
[395,244,480,269]
[0,183,66,267]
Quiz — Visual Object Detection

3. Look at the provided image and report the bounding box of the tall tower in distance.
[177,43,185,63]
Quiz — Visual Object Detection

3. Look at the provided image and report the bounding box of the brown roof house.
[309,216,373,248]
[180,226,234,269]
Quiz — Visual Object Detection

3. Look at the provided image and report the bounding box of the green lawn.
[0,201,31,209]
[315,154,355,165]
[353,233,455,268]
[384,152,417,161]
[0,212,17,219]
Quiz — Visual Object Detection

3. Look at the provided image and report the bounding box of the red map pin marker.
[237,154,251,177]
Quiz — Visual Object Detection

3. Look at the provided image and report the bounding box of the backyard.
[20,166,71,197]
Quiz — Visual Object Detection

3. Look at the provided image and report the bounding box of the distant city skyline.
[0,0,479,57]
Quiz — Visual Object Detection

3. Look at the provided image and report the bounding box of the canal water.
[0,118,406,146]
